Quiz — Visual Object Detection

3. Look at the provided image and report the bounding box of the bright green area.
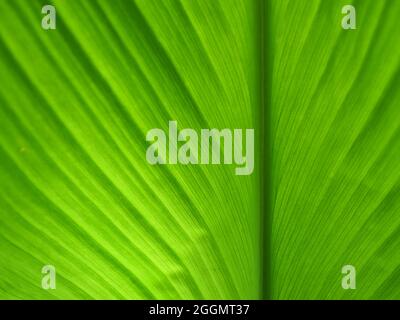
[269,0,400,299]
[0,0,399,300]
[0,0,260,299]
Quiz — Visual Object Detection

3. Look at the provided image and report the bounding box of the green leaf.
[0,0,399,300]
[0,0,260,299]
[269,0,400,299]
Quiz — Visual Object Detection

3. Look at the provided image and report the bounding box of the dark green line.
[260,0,273,300]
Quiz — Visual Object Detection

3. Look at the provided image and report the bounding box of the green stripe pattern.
[1,0,400,300]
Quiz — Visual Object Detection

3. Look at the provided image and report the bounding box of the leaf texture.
[269,0,400,299]
[0,0,261,299]
[0,0,400,300]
